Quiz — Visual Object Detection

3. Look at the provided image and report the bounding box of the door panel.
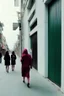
[48,0,61,86]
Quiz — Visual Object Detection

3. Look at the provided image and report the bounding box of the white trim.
[44,0,52,4]
[29,26,37,36]
[61,0,64,92]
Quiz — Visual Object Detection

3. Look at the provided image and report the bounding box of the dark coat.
[11,54,16,65]
[20,49,32,78]
[4,54,10,66]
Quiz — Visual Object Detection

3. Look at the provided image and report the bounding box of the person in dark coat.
[20,48,32,88]
[11,51,16,71]
[0,52,2,63]
[4,51,10,73]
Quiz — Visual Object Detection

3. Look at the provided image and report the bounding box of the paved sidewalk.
[0,55,63,96]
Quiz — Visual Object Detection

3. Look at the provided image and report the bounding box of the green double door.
[48,0,61,86]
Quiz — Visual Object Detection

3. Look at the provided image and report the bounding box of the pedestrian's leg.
[0,58,2,63]
[1,58,2,63]
[6,66,8,72]
[13,65,15,71]
[27,77,30,88]
[27,72,30,87]
[12,65,13,71]
[12,65,14,71]
[6,66,7,71]
[7,66,9,73]
[0,58,1,63]
[28,77,30,84]
[8,66,9,72]
[27,77,30,84]
[23,77,25,83]
[11,65,13,71]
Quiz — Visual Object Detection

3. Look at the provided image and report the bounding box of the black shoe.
[12,69,14,71]
[23,80,25,83]
[27,83,30,88]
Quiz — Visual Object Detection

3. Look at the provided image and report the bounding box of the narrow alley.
[0,55,63,96]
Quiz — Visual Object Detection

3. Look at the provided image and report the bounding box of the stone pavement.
[0,55,63,96]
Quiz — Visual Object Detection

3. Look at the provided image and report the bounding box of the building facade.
[14,34,21,57]
[13,0,21,56]
[2,34,9,55]
[21,0,64,92]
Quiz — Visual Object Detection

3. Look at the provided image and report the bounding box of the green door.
[48,0,61,86]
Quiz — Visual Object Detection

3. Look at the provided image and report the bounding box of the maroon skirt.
[21,66,30,78]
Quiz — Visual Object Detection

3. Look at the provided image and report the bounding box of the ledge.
[29,26,37,36]
[44,0,52,4]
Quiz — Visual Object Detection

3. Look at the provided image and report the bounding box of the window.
[28,0,35,10]
[14,0,19,7]
[30,19,37,31]
[29,10,35,22]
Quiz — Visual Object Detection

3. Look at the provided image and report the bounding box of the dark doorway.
[31,32,37,70]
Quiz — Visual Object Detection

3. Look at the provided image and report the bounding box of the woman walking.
[4,51,10,73]
[20,49,32,88]
[11,51,16,71]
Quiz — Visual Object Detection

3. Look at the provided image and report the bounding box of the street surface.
[0,55,63,96]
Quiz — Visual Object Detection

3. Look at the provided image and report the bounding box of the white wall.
[22,0,48,77]
[36,0,48,77]
[23,8,30,53]
[61,0,64,92]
